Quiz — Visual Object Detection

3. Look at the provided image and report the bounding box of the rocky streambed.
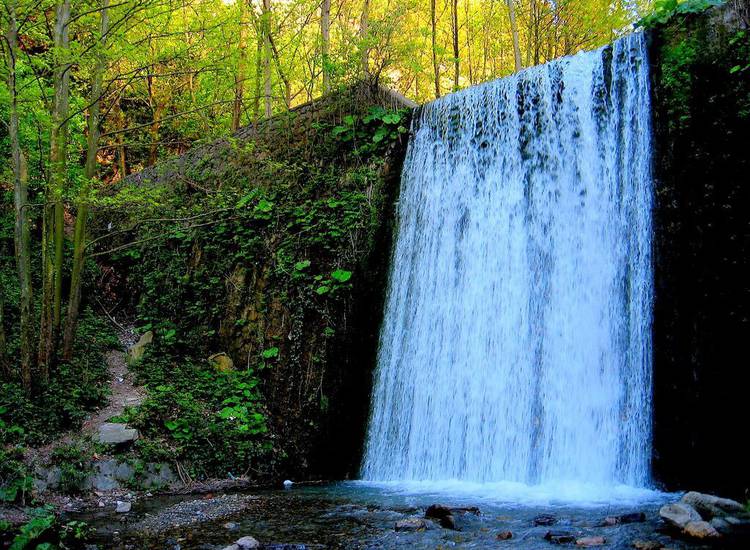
[62,483,750,549]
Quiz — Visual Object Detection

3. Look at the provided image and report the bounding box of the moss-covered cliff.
[649,1,749,496]
[103,83,414,480]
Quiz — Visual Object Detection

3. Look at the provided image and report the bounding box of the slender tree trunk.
[6,1,34,392]
[360,0,370,77]
[232,0,248,132]
[147,73,163,165]
[451,0,459,90]
[262,0,272,117]
[431,0,440,98]
[506,0,522,73]
[114,98,127,179]
[254,34,262,122]
[63,0,110,361]
[40,0,71,374]
[321,0,331,92]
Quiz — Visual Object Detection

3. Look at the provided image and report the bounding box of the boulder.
[425,504,456,530]
[127,330,153,365]
[602,512,645,526]
[98,423,139,445]
[659,502,701,529]
[496,530,513,540]
[115,501,131,513]
[576,536,605,547]
[680,491,746,519]
[395,517,427,532]
[209,352,234,373]
[683,520,720,539]
[710,517,732,534]
[533,513,558,526]
[235,536,260,549]
[544,530,576,544]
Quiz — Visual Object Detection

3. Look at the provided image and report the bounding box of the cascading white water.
[362,33,654,494]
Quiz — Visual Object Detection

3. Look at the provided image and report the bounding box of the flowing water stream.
[363,32,655,499]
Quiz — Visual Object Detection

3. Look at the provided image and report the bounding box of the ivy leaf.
[331,269,352,283]
[294,260,311,271]
[261,347,279,359]
[316,285,330,295]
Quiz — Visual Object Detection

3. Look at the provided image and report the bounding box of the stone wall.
[649,1,749,497]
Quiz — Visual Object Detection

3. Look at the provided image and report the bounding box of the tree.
[507,0,522,73]
[2,0,34,392]
[62,0,111,361]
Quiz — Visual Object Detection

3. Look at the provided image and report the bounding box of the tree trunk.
[321,0,331,92]
[431,0,440,98]
[360,0,370,77]
[263,0,272,117]
[63,0,110,361]
[254,34,262,122]
[506,0,522,73]
[40,0,72,374]
[6,1,34,392]
[451,0,459,90]
[232,0,248,132]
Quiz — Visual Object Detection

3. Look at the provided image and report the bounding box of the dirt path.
[81,343,146,434]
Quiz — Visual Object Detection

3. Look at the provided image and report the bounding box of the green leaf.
[331,269,352,283]
[261,347,279,359]
[294,260,311,271]
[315,285,330,295]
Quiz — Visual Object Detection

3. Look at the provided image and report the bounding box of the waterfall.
[362,33,654,492]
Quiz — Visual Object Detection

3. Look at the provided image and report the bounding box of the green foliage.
[0,448,32,504]
[638,0,725,28]
[329,107,409,156]
[8,507,55,550]
[50,444,91,496]
[119,349,272,478]
[0,312,115,446]
[0,505,92,550]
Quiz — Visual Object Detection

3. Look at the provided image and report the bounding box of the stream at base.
[69,483,706,550]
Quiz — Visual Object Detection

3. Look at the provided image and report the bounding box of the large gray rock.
[127,330,153,365]
[115,501,132,513]
[98,423,139,444]
[683,520,720,539]
[659,502,701,529]
[680,491,746,519]
[234,536,260,549]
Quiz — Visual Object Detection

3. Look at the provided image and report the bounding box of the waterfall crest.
[362,33,654,490]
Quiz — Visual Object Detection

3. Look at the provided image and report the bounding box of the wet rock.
[395,517,427,532]
[115,501,131,513]
[425,504,456,529]
[659,502,701,529]
[603,512,646,526]
[99,423,139,445]
[632,541,663,550]
[680,491,746,520]
[235,536,260,549]
[224,522,240,531]
[534,513,558,526]
[710,517,732,534]
[683,520,720,539]
[619,512,646,524]
[576,536,605,547]
[544,530,576,544]
[496,530,513,540]
[127,330,153,365]
[209,352,234,373]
